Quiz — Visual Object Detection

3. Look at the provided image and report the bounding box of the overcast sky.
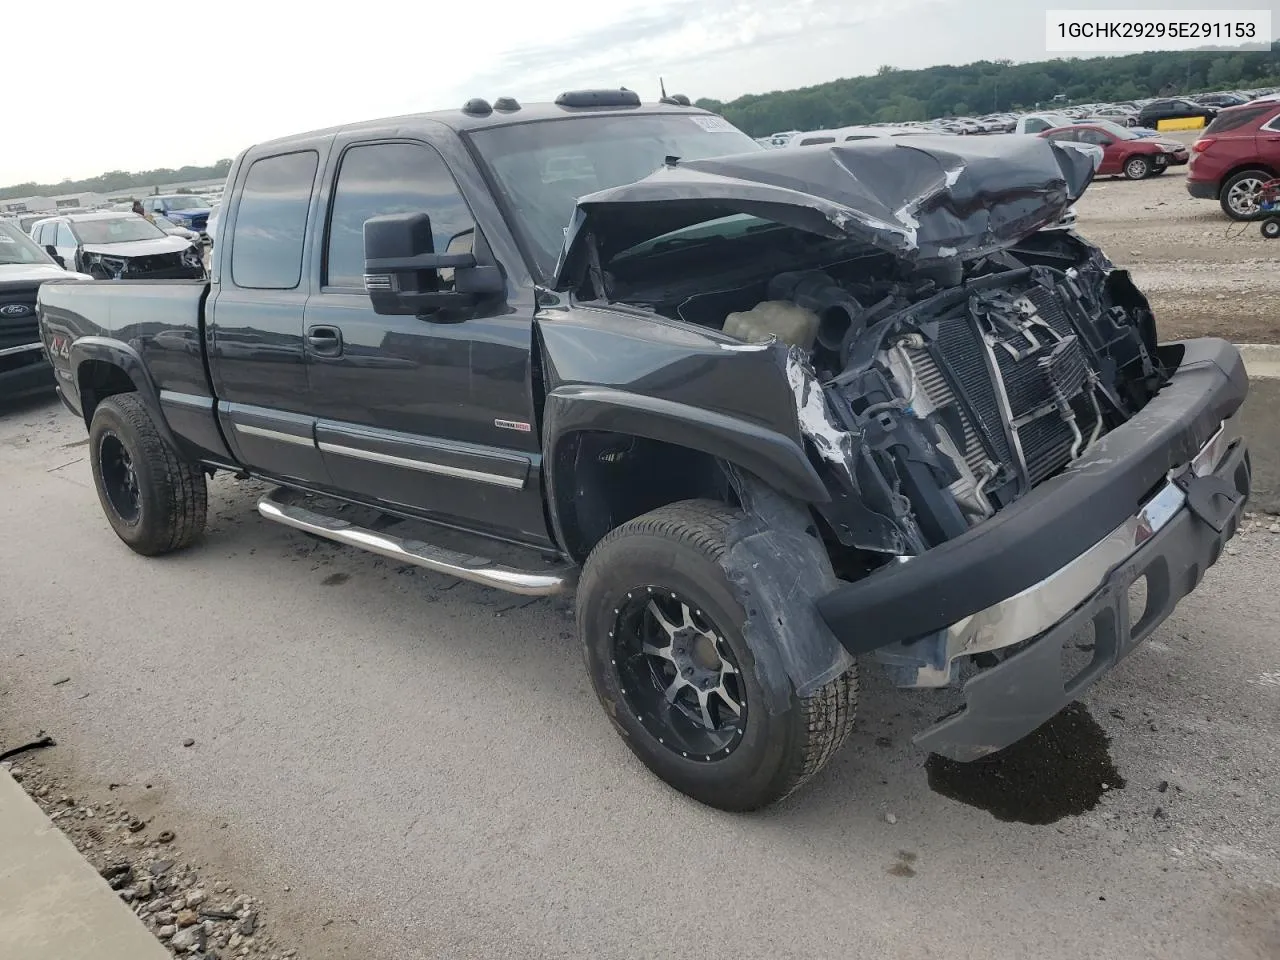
[4,0,1274,186]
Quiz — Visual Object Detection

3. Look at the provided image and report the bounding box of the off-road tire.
[1220,169,1271,220]
[1123,156,1151,180]
[89,393,207,556]
[578,499,858,811]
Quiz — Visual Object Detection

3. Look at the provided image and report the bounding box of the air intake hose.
[768,270,865,353]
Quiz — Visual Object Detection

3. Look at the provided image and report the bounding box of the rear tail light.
[1192,137,1216,153]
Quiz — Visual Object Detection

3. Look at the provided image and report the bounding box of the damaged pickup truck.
[37,91,1250,811]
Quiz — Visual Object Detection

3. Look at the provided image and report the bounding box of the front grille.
[0,285,40,352]
[928,284,1102,493]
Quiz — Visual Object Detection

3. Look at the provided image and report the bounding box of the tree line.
[696,43,1280,136]
[0,160,233,201]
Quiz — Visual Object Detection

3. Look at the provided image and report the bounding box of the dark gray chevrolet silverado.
[36,90,1251,810]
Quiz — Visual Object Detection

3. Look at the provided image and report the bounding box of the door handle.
[306,325,343,357]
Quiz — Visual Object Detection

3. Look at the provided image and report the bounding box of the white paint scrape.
[786,351,856,477]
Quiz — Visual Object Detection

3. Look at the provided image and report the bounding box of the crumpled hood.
[553,135,1098,288]
[82,236,195,258]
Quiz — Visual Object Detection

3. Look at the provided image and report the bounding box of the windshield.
[0,220,56,265]
[76,217,168,244]
[1087,119,1138,139]
[468,113,760,279]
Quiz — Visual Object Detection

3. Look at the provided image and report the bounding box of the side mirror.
[363,212,503,318]
[44,245,65,268]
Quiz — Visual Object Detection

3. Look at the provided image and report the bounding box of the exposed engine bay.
[604,228,1167,558]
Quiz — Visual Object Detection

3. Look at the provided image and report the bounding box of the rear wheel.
[89,393,207,555]
[1123,156,1152,180]
[1221,169,1271,220]
[578,500,858,811]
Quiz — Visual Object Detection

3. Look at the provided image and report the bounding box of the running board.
[257,490,572,596]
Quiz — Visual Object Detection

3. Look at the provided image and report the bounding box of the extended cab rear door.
[206,143,333,484]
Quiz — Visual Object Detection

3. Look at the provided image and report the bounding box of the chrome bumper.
[905,416,1239,688]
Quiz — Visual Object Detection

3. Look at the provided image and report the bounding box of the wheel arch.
[542,385,829,563]
[71,338,178,450]
[1216,161,1279,199]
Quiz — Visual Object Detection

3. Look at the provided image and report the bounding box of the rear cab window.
[230,150,320,290]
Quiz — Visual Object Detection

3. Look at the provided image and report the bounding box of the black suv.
[1137,98,1218,129]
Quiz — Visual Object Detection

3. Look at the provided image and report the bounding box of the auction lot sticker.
[1046,9,1271,52]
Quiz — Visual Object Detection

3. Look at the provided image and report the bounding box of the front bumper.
[817,337,1251,759]
[0,344,53,400]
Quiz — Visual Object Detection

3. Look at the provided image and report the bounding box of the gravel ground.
[2,390,1279,960]
[1072,131,1280,344]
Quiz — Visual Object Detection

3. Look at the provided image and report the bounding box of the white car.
[786,124,949,146]
[1014,113,1075,135]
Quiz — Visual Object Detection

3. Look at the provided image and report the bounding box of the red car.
[1186,99,1280,220]
[1038,121,1188,180]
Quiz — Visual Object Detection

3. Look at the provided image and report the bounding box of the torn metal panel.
[553,135,1098,288]
[720,467,855,715]
[785,347,857,481]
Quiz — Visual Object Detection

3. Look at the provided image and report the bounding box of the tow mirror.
[363,212,503,318]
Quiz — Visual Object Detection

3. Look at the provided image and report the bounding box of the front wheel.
[1124,156,1152,180]
[89,393,207,555]
[577,500,858,811]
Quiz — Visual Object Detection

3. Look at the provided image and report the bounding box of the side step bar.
[257,490,573,597]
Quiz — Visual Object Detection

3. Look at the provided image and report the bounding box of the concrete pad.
[0,770,169,960]
[1240,343,1280,382]
[1239,375,1280,514]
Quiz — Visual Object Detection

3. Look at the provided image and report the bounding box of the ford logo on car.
[0,303,32,317]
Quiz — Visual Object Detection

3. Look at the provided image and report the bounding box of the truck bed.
[37,279,231,462]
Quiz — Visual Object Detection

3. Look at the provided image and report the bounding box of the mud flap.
[720,467,855,714]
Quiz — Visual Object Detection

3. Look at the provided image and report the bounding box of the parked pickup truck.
[37,90,1251,811]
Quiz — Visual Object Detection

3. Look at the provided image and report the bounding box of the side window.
[1045,130,1077,142]
[1076,129,1111,146]
[56,223,76,247]
[230,150,319,290]
[323,141,474,291]
[1026,119,1049,133]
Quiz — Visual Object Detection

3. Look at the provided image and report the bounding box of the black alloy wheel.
[611,586,747,761]
[97,430,142,525]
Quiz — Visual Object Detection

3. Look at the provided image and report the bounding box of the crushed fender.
[720,466,855,714]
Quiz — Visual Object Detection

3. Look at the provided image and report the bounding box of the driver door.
[302,132,550,548]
